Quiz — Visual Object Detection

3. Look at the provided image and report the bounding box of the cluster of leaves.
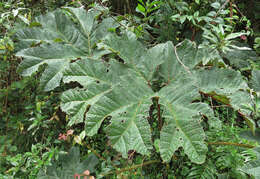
[11,3,260,178]
[1,0,260,178]
[0,1,84,178]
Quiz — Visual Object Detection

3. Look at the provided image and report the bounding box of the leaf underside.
[16,8,254,164]
[16,8,118,91]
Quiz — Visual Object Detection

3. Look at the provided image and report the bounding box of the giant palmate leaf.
[59,31,249,164]
[15,7,252,164]
[15,8,118,91]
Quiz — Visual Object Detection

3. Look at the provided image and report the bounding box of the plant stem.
[229,0,233,24]
[174,42,192,74]
[126,0,132,14]
[101,160,160,177]
[83,142,106,161]
[208,141,255,148]
[156,97,162,131]
[83,142,119,171]
[214,0,230,18]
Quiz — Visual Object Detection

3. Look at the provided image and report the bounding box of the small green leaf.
[225,32,248,40]
[180,15,187,24]
[211,2,220,9]
[171,14,180,21]
[12,9,18,17]
[136,4,146,15]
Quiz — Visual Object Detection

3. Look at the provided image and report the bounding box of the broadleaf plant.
[15,7,118,91]
[15,7,256,165]
[37,147,99,179]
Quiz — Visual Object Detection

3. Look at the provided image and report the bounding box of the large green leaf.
[196,68,248,95]
[15,8,118,91]
[61,32,179,156]
[61,84,111,126]
[230,91,253,116]
[251,70,260,92]
[80,35,206,157]
[60,54,155,157]
[103,32,168,82]
[158,77,209,164]
[16,44,84,91]
[103,31,146,65]
[195,68,255,132]
[240,147,260,179]
[159,102,208,163]
[106,98,153,157]
[62,58,116,87]
[65,7,98,38]
[85,74,154,135]
[196,44,223,66]
[60,58,131,126]
[57,31,253,163]
[16,9,88,52]
[222,43,259,69]
[37,147,99,179]
[230,91,256,133]
[158,60,249,164]
[61,57,154,156]
[240,129,260,144]
[241,160,260,178]
[85,74,154,157]
[158,40,204,83]
[64,8,119,54]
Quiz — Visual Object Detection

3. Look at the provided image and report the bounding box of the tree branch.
[101,160,160,177]
[208,141,255,148]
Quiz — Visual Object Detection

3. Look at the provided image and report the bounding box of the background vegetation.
[1,0,260,178]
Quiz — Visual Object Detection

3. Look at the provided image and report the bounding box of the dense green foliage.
[1,0,260,178]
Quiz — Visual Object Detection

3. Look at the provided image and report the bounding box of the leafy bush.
[2,0,260,178]
[13,5,260,177]
[38,147,99,179]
